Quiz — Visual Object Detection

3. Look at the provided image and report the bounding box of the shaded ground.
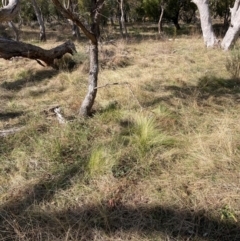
[0,165,239,241]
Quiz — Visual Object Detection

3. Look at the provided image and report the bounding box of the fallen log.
[0,38,76,69]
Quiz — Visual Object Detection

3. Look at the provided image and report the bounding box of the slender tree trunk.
[31,0,46,41]
[2,0,20,41]
[192,0,217,47]
[68,19,81,40]
[64,0,81,40]
[119,0,127,39]
[172,17,181,30]
[79,1,102,116]
[8,21,19,41]
[118,6,123,37]
[51,0,105,117]
[221,0,240,50]
[158,5,164,35]
[79,43,98,116]
[110,15,114,26]
[72,22,81,39]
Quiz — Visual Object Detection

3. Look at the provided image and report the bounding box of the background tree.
[118,0,128,39]
[2,0,21,41]
[64,0,81,40]
[31,0,46,41]
[221,0,240,50]
[209,0,234,30]
[179,0,196,24]
[192,0,217,47]
[192,0,240,50]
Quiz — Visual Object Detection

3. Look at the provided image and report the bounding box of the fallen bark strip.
[0,126,25,137]
[0,38,76,69]
[43,105,67,124]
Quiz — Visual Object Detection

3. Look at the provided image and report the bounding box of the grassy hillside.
[0,24,240,240]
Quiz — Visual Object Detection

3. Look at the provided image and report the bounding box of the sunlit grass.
[0,24,240,240]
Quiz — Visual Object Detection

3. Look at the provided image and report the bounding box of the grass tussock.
[0,24,240,241]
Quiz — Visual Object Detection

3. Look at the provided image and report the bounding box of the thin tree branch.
[52,0,97,44]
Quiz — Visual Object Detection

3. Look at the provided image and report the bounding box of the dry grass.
[0,23,240,241]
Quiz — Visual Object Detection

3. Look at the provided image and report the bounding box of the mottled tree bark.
[79,44,98,116]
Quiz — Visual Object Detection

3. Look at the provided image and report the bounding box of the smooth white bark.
[120,0,127,39]
[221,0,240,50]
[192,0,217,47]
[158,5,164,35]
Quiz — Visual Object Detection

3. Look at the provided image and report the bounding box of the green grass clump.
[123,114,174,157]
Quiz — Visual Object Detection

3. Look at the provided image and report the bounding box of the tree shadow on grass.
[0,162,87,238]
[0,154,239,240]
[0,69,58,91]
[143,76,240,108]
[1,195,240,240]
[0,111,24,121]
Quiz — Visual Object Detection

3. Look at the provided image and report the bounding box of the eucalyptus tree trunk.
[31,0,46,41]
[79,1,102,116]
[221,0,240,50]
[119,0,127,39]
[52,0,105,117]
[158,4,164,35]
[192,0,217,47]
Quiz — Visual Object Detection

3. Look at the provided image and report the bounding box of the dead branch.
[0,38,76,69]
